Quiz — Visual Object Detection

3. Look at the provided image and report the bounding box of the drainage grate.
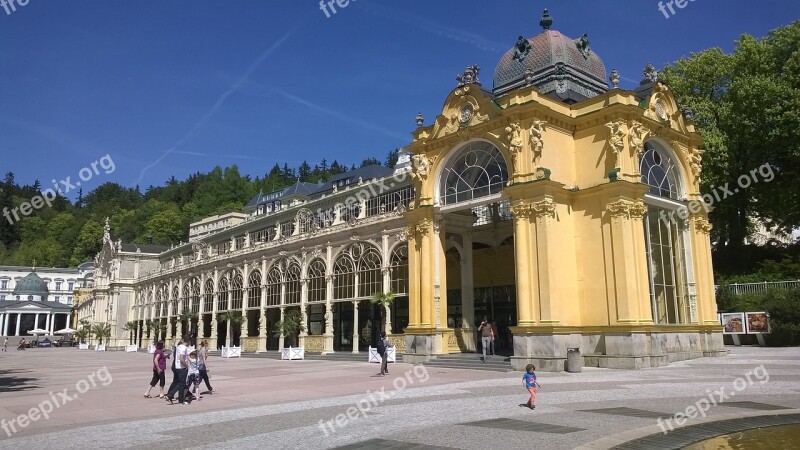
[581,407,670,419]
[461,418,585,434]
[331,439,455,450]
[721,401,792,411]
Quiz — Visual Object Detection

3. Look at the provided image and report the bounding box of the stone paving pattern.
[0,347,798,449]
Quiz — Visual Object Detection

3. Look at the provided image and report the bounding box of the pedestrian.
[521,364,541,410]
[197,340,215,394]
[144,341,166,398]
[3,337,7,351]
[186,350,202,400]
[490,321,498,355]
[377,332,392,376]
[165,336,189,405]
[478,318,493,362]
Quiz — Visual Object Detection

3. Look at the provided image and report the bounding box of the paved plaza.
[1,347,799,449]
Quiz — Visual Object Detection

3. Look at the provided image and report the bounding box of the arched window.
[217,276,229,311]
[266,265,282,306]
[440,141,509,205]
[230,271,244,310]
[358,247,383,297]
[389,245,409,294]
[334,255,356,300]
[640,141,681,200]
[285,263,301,304]
[181,283,191,314]
[307,260,327,302]
[248,270,262,309]
[158,285,168,317]
[203,279,214,312]
[190,278,201,313]
[171,286,179,316]
[641,140,692,325]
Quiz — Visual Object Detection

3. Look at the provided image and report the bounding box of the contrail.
[133,26,298,186]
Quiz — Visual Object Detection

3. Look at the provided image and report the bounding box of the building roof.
[493,9,608,101]
[0,300,73,312]
[120,243,170,254]
[12,271,49,297]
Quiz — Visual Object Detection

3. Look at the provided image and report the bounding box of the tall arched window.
[307,260,327,302]
[217,277,229,311]
[640,140,693,325]
[389,245,409,295]
[285,263,301,304]
[440,141,509,205]
[189,278,201,313]
[334,255,356,300]
[359,247,383,297]
[248,270,262,309]
[230,271,244,310]
[203,279,214,312]
[266,265,282,306]
[171,286,179,316]
[181,283,191,314]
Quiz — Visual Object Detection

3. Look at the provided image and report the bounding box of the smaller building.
[0,264,93,336]
[189,212,248,242]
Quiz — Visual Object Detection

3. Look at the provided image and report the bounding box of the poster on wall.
[720,312,746,334]
[745,312,770,334]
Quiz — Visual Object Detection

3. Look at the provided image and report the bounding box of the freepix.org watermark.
[660,163,775,225]
[658,0,698,19]
[656,364,769,434]
[2,154,116,226]
[318,364,430,436]
[1,0,29,16]
[1,366,113,437]
[319,0,356,18]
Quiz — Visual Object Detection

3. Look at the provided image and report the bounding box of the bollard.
[566,348,582,373]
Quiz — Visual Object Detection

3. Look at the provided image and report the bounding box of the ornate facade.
[79,10,724,370]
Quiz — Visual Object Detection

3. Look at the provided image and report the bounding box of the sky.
[1,0,798,199]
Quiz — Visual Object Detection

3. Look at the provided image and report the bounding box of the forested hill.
[0,153,398,268]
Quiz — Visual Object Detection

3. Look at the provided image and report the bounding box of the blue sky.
[1,0,798,198]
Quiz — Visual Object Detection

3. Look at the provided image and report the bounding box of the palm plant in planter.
[74,328,89,344]
[273,309,305,348]
[123,321,138,344]
[92,322,111,346]
[370,291,396,333]
[78,319,93,345]
[145,319,158,341]
[178,309,198,340]
[217,311,244,346]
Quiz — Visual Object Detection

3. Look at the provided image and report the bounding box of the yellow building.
[401,10,724,370]
[85,10,724,371]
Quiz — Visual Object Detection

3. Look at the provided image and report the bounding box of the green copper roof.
[12,271,50,297]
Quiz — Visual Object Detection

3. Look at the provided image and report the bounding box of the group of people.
[144,336,215,405]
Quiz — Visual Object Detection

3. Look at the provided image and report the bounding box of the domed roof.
[493,10,608,102]
[12,271,50,298]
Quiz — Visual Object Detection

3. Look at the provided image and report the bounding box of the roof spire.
[540,8,553,30]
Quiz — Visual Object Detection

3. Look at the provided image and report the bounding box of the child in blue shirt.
[522,364,540,410]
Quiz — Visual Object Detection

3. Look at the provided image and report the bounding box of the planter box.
[281,346,304,360]
[94,344,106,352]
[368,346,396,363]
[147,344,155,354]
[125,345,139,353]
[78,343,89,350]
[221,346,241,358]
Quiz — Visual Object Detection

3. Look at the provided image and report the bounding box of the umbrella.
[54,327,77,334]
[28,328,50,335]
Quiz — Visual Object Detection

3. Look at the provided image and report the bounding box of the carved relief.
[532,199,557,219]
[606,121,627,169]
[691,216,713,234]
[628,121,650,158]
[441,113,460,136]
[510,203,532,220]
[529,120,546,169]
[688,146,703,180]
[606,199,646,220]
[415,219,433,237]
[411,154,430,181]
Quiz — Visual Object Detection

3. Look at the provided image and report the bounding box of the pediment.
[430,84,501,139]
[642,83,692,135]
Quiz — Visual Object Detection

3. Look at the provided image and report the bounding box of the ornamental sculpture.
[628,121,650,158]
[512,36,532,62]
[456,65,480,87]
[606,121,627,169]
[529,120,546,169]
[411,154,430,181]
[505,123,524,172]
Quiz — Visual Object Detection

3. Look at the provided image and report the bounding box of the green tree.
[91,322,111,345]
[123,321,138,344]
[145,209,185,245]
[370,291,396,333]
[71,219,103,265]
[273,309,305,347]
[662,21,800,250]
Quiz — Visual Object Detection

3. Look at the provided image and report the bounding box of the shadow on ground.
[0,369,39,392]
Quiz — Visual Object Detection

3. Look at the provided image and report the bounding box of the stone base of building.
[500,327,725,372]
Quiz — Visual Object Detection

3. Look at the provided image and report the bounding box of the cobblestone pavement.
[1,347,798,449]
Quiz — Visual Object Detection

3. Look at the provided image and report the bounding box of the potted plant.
[91,322,111,351]
[217,311,244,356]
[275,309,306,360]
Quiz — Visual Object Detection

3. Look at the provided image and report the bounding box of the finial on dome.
[540,9,553,30]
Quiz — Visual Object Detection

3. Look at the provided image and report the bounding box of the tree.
[360,157,382,167]
[217,310,244,347]
[273,308,305,348]
[123,321,138,344]
[370,291,396,333]
[71,220,104,265]
[144,209,185,245]
[79,319,93,344]
[91,322,111,345]
[73,328,89,344]
[662,21,800,250]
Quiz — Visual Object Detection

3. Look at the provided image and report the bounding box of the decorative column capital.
[510,203,532,220]
[606,199,647,220]
[531,199,556,219]
[691,215,713,234]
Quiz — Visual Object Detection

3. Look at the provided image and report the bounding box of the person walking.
[478,318,493,362]
[3,337,7,351]
[144,341,167,398]
[186,350,202,400]
[521,364,541,410]
[197,340,215,394]
[165,336,189,405]
[377,332,392,376]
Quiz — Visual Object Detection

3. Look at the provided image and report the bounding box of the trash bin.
[566,348,582,373]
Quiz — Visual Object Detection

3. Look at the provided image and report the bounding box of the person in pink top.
[144,341,167,398]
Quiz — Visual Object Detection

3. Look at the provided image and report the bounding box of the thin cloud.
[358,3,506,53]
[133,26,299,186]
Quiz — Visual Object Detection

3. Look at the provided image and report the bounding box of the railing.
[716,280,800,295]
